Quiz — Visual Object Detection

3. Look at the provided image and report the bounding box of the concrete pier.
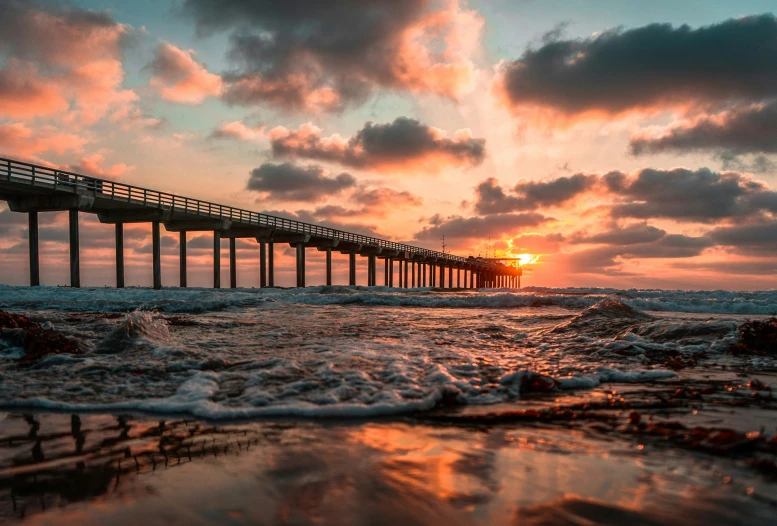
[349,253,356,286]
[259,241,267,287]
[179,231,186,287]
[28,212,39,286]
[69,209,80,288]
[116,223,124,288]
[1,155,517,290]
[230,238,237,288]
[152,221,161,290]
[326,248,333,286]
[213,231,221,289]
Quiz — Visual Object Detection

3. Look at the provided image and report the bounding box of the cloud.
[350,187,422,208]
[474,174,596,214]
[0,0,136,124]
[209,121,265,142]
[630,101,777,156]
[148,42,223,104]
[413,212,549,240]
[74,154,135,179]
[0,60,69,119]
[270,118,485,173]
[495,14,777,118]
[568,223,666,245]
[0,122,88,158]
[604,167,777,222]
[246,162,357,202]
[707,221,777,255]
[508,233,565,254]
[181,0,481,111]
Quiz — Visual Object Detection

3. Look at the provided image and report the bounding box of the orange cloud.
[75,154,135,179]
[148,42,223,104]
[0,1,137,125]
[0,122,87,158]
[270,118,485,174]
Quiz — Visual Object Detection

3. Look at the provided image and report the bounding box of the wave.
[0,285,775,315]
[0,364,678,421]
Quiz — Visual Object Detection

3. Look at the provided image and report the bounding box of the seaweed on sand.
[729,317,777,356]
[0,310,81,362]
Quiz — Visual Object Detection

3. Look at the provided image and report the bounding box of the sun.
[513,253,540,266]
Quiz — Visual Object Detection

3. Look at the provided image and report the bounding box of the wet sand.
[2,376,776,525]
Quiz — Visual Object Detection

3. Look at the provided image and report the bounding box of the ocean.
[0,285,775,524]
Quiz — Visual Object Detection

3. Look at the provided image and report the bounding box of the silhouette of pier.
[0,157,520,289]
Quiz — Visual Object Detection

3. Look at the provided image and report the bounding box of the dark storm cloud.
[247,163,356,202]
[271,118,485,172]
[181,0,476,111]
[497,14,777,115]
[413,212,549,241]
[706,221,777,255]
[474,174,596,214]
[605,167,777,222]
[560,234,713,274]
[631,101,777,156]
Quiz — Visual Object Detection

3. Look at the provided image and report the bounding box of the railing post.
[28,212,39,286]
[116,223,125,288]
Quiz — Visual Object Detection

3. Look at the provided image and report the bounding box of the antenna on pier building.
[441,234,447,255]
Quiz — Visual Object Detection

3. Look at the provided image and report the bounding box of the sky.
[0,0,776,290]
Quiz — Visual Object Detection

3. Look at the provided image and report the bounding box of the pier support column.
[404,260,409,288]
[398,260,403,288]
[152,221,162,290]
[389,259,394,287]
[268,242,275,287]
[213,231,221,289]
[368,255,376,286]
[296,244,306,288]
[430,264,435,287]
[457,268,461,288]
[422,263,426,287]
[116,223,125,288]
[349,253,356,285]
[326,248,333,286]
[69,209,80,288]
[440,264,445,288]
[230,238,237,288]
[179,231,186,288]
[448,266,453,289]
[28,212,39,286]
[259,241,267,287]
[518,274,521,288]
[384,258,389,286]
[411,262,416,288]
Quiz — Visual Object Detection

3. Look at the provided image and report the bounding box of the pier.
[0,157,520,289]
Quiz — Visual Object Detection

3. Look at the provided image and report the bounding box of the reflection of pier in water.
[0,413,265,521]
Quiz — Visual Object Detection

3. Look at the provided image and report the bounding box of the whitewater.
[1,285,774,420]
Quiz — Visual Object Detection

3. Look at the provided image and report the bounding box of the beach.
[0,286,776,524]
